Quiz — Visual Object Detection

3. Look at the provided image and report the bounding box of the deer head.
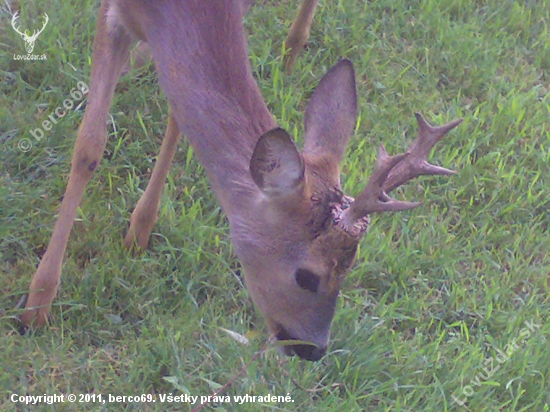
[230,60,461,361]
[11,12,49,54]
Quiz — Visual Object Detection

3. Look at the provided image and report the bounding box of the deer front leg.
[124,110,181,251]
[283,0,319,72]
[20,7,133,328]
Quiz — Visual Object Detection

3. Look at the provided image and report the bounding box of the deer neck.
[134,1,277,219]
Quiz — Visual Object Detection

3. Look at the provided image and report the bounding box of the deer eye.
[295,269,320,293]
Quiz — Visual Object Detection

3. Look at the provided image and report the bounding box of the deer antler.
[383,113,463,193]
[11,12,25,37]
[28,14,49,41]
[339,113,462,232]
[11,12,48,40]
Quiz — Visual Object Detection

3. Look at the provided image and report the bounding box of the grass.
[1,0,549,410]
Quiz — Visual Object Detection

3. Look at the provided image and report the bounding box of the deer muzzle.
[276,326,327,361]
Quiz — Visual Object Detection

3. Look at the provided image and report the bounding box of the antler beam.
[340,145,421,228]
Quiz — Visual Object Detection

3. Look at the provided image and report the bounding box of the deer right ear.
[303,59,358,166]
[250,128,305,198]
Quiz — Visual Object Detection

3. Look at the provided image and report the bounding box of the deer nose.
[293,343,327,361]
[276,327,328,361]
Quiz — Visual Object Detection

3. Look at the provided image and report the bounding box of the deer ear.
[250,128,305,198]
[303,59,358,165]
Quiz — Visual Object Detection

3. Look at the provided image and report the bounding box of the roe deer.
[19,0,462,361]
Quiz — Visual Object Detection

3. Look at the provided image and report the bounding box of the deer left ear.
[303,59,358,166]
[250,128,305,198]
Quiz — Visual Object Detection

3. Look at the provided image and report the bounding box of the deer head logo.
[11,12,49,54]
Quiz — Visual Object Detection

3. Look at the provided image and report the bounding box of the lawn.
[1,0,549,411]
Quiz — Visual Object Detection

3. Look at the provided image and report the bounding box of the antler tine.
[11,12,24,36]
[383,113,463,193]
[29,14,49,40]
[38,14,49,34]
[340,145,421,228]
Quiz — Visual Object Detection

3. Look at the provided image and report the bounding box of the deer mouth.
[276,327,327,361]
